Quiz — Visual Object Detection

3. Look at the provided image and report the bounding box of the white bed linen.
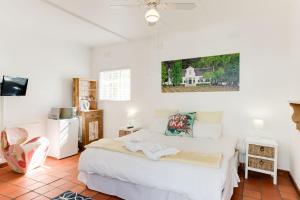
[78,151,238,200]
[78,129,238,200]
[79,172,193,200]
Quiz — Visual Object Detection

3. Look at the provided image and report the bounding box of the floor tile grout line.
[5,176,69,199]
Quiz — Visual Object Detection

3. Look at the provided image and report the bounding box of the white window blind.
[99,69,131,101]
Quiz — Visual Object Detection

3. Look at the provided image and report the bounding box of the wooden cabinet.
[80,110,103,147]
[245,137,278,184]
[72,78,104,147]
[72,78,97,111]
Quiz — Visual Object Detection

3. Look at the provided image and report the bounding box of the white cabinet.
[47,118,79,159]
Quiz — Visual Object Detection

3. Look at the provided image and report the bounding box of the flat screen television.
[0,76,28,96]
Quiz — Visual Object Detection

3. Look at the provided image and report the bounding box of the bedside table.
[119,127,141,137]
[245,137,278,184]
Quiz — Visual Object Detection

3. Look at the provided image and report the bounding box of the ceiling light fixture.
[145,8,160,23]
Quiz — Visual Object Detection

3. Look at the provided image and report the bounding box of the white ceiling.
[44,0,205,39]
[0,0,249,47]
[0,0,126,46]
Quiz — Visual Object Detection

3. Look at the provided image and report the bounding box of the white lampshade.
[253,118,264,130]
[127,108,137,118]
[145,8,160,23]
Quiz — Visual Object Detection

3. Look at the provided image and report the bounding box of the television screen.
[0,76,28,96]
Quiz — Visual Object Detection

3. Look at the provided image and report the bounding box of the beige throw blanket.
[86,139,223,168]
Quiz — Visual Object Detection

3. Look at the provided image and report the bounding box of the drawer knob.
[260,146,265,152]
[259,160,264,165]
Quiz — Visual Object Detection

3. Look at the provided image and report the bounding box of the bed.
[78,129,239,200]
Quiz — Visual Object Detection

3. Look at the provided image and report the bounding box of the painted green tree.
[198,55,230,70]
[171,60,182,86]
[203,71,215,82]
[223,54,239,86]
[161,63,168,86]
[199,53,239,85]
[202,68,224,84]
[215,67,225,80]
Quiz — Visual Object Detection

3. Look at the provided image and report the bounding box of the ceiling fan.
[110,0,197,25]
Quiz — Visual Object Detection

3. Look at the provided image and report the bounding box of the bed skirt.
[78,151,239,200]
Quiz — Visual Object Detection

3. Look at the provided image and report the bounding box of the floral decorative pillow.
[165,112,196,137]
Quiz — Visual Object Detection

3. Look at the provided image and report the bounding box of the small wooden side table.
[119,127,141,137]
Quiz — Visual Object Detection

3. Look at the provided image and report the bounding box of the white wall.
[0,30,90,162]
[289,0,300,189]
[290,132,300,189]
[91,0,295,170]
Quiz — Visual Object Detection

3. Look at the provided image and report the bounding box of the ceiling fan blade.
[110,4,142,8]
[161,3,197,10]
[110,0,144,8]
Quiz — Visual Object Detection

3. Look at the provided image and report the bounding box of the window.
[99,69,130,101]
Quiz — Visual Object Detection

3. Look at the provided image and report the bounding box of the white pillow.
[193,121,222,139]
[149,109,178,134]
[195,111,223,123]
[149,118,168,133]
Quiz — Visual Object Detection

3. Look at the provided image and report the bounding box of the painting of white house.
[161,53,240,93]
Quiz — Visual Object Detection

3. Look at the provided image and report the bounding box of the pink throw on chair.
[0,128,49,174]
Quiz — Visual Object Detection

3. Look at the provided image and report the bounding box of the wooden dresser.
[80,110,103,146]
[72,78,103,147]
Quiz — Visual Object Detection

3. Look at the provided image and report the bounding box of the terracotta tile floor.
[0,155,299,200]
[233,169,300,200]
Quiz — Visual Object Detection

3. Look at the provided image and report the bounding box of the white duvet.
[78,129,238,200]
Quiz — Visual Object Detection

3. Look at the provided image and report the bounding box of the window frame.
[99,68,131,102]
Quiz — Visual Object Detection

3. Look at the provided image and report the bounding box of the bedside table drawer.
[119,130,130,137]
[248,144,275,158]
[119,127,141,137]
[248,157,274,172]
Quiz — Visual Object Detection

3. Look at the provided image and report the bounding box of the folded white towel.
[123,140,179,161]
[123,139,143,152]
[143,145,179,160]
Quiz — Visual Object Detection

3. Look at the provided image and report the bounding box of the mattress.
[78,129,239,200]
